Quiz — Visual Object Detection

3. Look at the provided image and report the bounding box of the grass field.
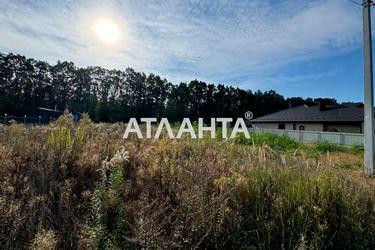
[0,114,374,249]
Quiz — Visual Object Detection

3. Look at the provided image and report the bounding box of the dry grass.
[0,115,374,249]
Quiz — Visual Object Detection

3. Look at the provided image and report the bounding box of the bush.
[91,147,134,249]
[349,144,364,154]
[314,140,343,153]
[30,229,58,250]
[238,132,301,151]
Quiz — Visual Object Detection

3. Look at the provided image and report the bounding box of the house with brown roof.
[251,102,364,133]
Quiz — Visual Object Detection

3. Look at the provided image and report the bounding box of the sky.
[0,0,369,102]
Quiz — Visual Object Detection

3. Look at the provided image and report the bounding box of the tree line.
[0,52,337,122]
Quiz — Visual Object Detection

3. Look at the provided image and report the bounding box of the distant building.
[251,103,364,133]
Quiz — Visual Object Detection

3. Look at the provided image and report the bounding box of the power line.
[347,0,375,6]
[347,0,362,6]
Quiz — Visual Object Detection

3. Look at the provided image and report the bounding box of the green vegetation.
[244,132,301,151]
[313,140,343,153]
[0,52,337,123]
[0,115,373,249]
[240,132,364,155]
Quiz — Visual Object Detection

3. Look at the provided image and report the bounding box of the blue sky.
[0,0,369,102]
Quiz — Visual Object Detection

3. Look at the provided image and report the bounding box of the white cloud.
[0,0,362,88]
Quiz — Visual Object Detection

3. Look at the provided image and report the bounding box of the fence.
[0,115,55,125]
[249,128,364,146]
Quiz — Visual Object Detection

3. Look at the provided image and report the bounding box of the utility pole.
[363,0,374,176]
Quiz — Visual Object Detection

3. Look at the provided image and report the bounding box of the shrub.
[314,140,343,153]
[238,132,300,151]
[30,229,58,250]
[47,114,90,151]
[91,147,133,249]
[349,144,364,154]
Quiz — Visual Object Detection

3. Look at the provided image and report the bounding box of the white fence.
[248,128,364,146]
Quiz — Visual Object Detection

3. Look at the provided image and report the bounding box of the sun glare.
[93,17,121,45]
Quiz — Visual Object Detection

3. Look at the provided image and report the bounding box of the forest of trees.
[0,52,337,122]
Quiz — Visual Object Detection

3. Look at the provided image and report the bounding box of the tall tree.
[0,52,340,123]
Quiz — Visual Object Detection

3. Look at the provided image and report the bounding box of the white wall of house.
[253,123,323,131]
[253,122,362,133]
[323,124,362,133]
[252,123,278,129]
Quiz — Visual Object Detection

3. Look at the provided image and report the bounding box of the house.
[251,102,364,133]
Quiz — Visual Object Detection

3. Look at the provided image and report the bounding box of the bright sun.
[93,17,121,45]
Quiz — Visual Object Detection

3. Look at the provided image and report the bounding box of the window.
[278,124,285,129]
[299,125,305,131]
[293,123,297,130]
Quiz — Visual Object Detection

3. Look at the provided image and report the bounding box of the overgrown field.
[0,115,374,249]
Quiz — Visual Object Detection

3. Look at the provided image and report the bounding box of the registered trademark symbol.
[244,111,253,120]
